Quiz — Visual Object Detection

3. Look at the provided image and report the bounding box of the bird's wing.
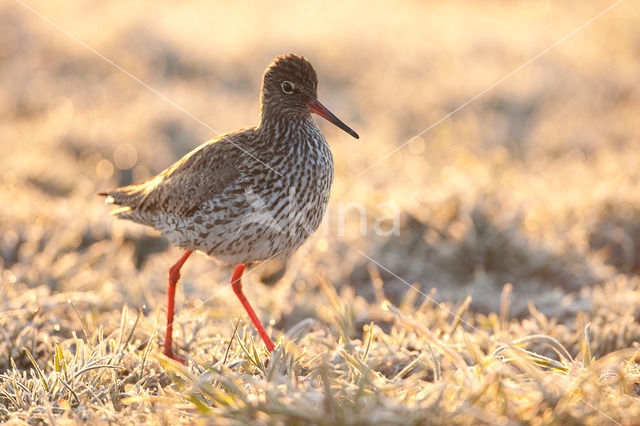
[101,129,254,220]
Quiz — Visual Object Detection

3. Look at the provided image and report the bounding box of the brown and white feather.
[101,54,337,265]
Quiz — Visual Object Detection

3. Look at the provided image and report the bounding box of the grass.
[3,281,640,424]
[2,0,640,424]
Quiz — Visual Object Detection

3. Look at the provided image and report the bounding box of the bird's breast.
[167,122,336,264]
[262,131,334,227]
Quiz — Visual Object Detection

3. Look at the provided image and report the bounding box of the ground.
[2,0,640,424]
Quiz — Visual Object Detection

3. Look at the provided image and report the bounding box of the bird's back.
[101,128,255,225]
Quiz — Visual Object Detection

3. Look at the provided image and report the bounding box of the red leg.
[231,264,276,352]
[164,250,192,363]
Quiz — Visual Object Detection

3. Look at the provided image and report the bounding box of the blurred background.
[1,0,640,365]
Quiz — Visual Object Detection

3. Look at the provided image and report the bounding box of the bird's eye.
[281,81,295,94]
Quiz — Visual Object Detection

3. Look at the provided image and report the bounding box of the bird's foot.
[163,348,186,365]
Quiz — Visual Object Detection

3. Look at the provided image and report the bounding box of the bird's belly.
[159,184,330,265]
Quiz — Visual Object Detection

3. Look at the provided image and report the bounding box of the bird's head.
[260,54,359,139]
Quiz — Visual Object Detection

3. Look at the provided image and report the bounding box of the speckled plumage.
[100,53,358,359]
[101,54,354,265]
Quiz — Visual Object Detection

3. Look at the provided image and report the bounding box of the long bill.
[307,98,359,139]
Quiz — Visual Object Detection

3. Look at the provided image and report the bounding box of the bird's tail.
[98,186,146,221]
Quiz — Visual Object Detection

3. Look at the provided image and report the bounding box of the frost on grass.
[2,275,640,424]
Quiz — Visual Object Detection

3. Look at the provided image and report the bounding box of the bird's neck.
[255,113,330,166]
[257,112,318,143]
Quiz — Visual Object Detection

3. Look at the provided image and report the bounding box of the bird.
[99,53,359,362]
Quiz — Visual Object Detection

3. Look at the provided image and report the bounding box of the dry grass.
[2,0,640,424]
